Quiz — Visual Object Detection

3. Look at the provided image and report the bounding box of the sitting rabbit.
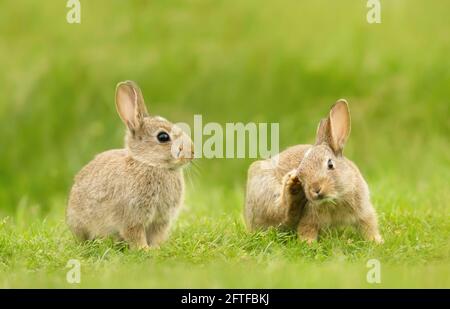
[67,81,194,250]
[245,100,383,244]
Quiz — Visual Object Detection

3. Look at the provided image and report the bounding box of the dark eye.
[327,159,334,170]
[157,131,171,143]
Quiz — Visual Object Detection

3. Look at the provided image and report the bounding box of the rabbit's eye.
[157,131,171,143]
[327,159,335,170]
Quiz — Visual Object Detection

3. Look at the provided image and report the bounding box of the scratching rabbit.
[67,81,194,250]
[245,100,383,244]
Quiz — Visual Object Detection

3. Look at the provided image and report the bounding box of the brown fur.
[66,81,193,250]
[244,100,383,244]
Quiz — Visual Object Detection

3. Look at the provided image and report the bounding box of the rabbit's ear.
[315,117,331,146]
[328,99,351,155]
[315,99,351,155]
[115,81,149,133]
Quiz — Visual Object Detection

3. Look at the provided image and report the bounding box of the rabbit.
[244,100,383,244]
[66,81,194,250]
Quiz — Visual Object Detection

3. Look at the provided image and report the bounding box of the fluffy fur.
[244,100,383,244]
[66,81,193,250]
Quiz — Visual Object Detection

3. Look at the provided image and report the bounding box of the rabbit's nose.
[311,186,324,200]
[178,142,194,160]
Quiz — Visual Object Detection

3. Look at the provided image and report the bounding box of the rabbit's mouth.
[305,190,337,205]
[315,196,338,206]
[169,156,194,169]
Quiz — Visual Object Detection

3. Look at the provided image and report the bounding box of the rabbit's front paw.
[139,244,152,251]
[121,225,149,251]
[369,234,384,245]
[299,235,317,245]
[297,223,318,245]
[282,170,302,195]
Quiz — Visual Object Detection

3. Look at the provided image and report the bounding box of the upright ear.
[115,81,149,133]
[315,117,331,146]
[315,99,351,155]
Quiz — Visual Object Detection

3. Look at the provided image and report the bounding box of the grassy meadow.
[0,0,449,288]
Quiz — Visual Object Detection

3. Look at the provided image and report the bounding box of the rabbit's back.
[71,149,128,202]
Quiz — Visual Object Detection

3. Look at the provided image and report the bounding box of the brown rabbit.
[66,81,194,250]
[244,100,383,244]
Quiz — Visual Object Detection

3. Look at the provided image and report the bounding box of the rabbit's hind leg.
[357,207,384,244]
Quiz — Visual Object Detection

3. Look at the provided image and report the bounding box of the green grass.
[1,187,449,288]
[0,0,449,288]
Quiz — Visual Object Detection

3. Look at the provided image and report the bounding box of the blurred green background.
[0,0,448,288]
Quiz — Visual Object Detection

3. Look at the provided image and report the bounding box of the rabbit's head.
[296,100,354,203]
[115,81,194,169]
